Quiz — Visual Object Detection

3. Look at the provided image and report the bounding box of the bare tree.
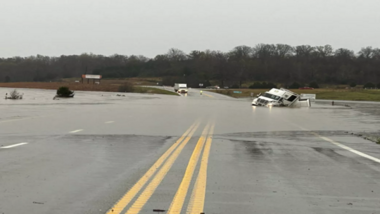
[275,44,294,58]
[167,48,187,61]
[372,48,380,60]
[6,89,23,99]
[335,48,355,59]
[229,46,252,59]
[358,46,373,59]
[252,44,276,60]
[295,45,315,58]
[315,45,333,58]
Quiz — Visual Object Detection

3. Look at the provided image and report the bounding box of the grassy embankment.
[0,77,179,96]
[133,86,178,96]
[211,88,380,101]
[62,77,162,86]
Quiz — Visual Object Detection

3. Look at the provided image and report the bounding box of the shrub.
[133,87,147,93]
[289,82,301,89]
[5,76,10,82]
[230,84,240,89]
[249,82,262,89]
[363,82,375,89]
[309,82,319,88]
[264,82,277,88]
[7,89,23,99]
[349,82,357,87]
[118,82,134,92]
[57,87,73,96]
[249,82,277,89]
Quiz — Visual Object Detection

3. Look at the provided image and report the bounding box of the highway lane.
[151,86,232,100]
[1,88,380,213]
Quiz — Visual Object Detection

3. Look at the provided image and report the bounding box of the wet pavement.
[1,87,380,214]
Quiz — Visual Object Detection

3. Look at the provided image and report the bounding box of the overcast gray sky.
[1,0,379,58]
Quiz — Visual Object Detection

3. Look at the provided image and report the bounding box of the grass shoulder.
[133,86,179,96]
[0,82,178,96]
[211,88,380,101]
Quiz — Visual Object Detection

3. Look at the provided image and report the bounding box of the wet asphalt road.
[1,87,380,214]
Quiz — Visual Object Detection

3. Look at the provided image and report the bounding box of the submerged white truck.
[174,83,188,93]
[252,88,311,107]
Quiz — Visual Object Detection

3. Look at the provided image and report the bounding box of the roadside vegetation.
[5,89,23,99]
[134,87,179,96]
[62,77,162,86]
[0,82,120,92]
[211,88,380,101]
[56,86,74,98]
[118,82,178,95]
[0,80,178,96]
[2,44,380,101]
[1,44,380,90]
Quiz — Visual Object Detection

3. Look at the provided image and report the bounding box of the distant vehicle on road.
[174,83,188,93]
[206,86,220,89]
[252,88,310,107]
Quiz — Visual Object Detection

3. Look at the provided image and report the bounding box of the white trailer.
[174,83,188,93]
[252,88,311,107]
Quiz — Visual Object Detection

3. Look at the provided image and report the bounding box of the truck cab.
[174,83,188,93]
[252,88,310,107]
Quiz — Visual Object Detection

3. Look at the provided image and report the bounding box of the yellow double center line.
[203,93,213,98]
[168,123,215,214]
[187,123,214,214]
[107,120,200,214]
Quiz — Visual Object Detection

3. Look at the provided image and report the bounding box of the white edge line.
[1,142,28,149]
[313,133,380,164]
[69,129,83,133]
[289,122,380,164]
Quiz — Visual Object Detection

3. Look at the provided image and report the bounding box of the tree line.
[1,44,380,88]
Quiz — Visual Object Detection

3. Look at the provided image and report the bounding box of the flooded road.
[1,87,380,214]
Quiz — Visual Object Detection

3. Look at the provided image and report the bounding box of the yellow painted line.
[125,123,200,214]
[187,123,215,214]
[106,121,200,214]
[203,93,213,98]
[167,124,210,214]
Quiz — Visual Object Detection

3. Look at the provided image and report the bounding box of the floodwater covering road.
[1,87,380,214]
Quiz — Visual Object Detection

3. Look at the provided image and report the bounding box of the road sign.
[300,93,316,100]
[81,74,102,84]
[233,91,242,94]
[82,74,101,79]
